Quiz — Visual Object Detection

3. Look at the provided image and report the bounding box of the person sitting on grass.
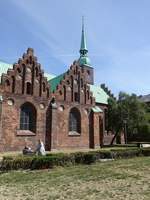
[22,145,33,155]
[35,139,46,156]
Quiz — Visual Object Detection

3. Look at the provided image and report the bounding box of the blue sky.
[0,0,150,95]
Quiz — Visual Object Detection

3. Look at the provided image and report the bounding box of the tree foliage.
[107,92,149,143]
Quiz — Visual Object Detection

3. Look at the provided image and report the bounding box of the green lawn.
[0,157,150,200]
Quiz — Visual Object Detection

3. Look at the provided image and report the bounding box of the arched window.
[20,102,36,132]
[39,74,42,96]
[5,79,10,92]
[63,86,66,101]
[90,96,93,104]
[12,76,15,93]
[87,90,90,100]
[5,79,10,86]
[42,82,46,92]
[81,78,83,88]
[47,88,49,98]
[17,68,21,74]
[69,107,81,133]
[29,56,32,64]
[26,82,32,95]
[71,76,73,102]
[22,64,26,94]
[35,67,38,77]
[84,85,86,104]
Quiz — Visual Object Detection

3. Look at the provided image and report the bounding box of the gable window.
[5,79,10,86]
[17,68,21,73]
[69,107,81,133]
[87,90,90,99]
[47,88,49,98]
[12,76,15,93]
[90,96,93,104]
[42,82,46,92]
[20,102,36,133]
[87,70,90,75]
[74,92,78,102]
[63,86,66,101]
[5,79,11,92]
[35,67,38,77]
[26,82,32,95]
[81,79,83,88]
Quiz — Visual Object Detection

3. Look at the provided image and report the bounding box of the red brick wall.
[0,94,48,151]
[0,48,110,152]
[51,103,90,150]
[0,48,50,151]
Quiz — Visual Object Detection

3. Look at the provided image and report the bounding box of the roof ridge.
[44,72,56,78]
[49,72,65,81]
[48,72,66,92]
[0,59,12,65]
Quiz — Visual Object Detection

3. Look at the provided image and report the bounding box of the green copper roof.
[48,73,65,92]
[79,56,91,67]
[80,17,88,52]
[79,17,91,67]
[0,60,55,82]
[92,106,103,113]
[44,73,56,81]
[89,84,109,105]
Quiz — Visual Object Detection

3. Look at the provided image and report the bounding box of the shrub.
[1,147,150,171]
[71,152,97,164]
[141,148,150,156]
[71,152,85,164]
[110,149,141,159]
[81,152,97,164]
[1,156,35,171]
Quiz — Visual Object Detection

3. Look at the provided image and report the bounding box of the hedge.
[1,148,150,171]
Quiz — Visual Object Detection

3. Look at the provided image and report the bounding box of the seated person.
[22,145,33,155]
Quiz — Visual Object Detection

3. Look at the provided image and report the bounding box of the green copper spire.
[79,17,91,66]
[80,16,88,55]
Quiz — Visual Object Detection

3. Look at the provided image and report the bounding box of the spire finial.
[80,16,88,56]
[78,17,91,67]
[82,16,84,32]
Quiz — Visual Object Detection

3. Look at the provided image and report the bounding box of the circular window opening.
[7,99,14,106]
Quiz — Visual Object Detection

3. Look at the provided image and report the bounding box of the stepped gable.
[1,48,50,98]
[101,83,116,100]
[48,60,95,105]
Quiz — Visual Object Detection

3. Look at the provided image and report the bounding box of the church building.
[0,22,113,151]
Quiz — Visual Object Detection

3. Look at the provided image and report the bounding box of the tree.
[107,92,147,144]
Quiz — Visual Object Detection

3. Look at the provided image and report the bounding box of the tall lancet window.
[26,82,32,95]
[20,102,36,133]
[69,107,81,133]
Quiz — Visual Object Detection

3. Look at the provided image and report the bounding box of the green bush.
[99,151,112,159]
[1,156,35,171]
[141,148,150,156]
[1,148,150,171]
[70,152,97,164]
[71,152,85,164]
[83,153,96,164]
[110,149,141,159]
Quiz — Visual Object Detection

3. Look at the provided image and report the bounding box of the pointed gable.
[1,48,50,98]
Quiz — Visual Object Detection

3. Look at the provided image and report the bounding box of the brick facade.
[0,48,107,152]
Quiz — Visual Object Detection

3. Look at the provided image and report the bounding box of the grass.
[0,157,150,200]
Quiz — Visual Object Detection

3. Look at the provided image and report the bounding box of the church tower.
[78,17,94,85]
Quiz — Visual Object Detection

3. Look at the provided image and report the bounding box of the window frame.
[19,102,37,134]
[68,107,81,136]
